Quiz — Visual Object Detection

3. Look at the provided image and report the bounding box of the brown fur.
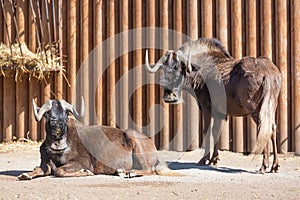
[155,38,282,173]
[18,118,180,180]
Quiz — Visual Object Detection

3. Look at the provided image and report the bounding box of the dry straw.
[0,42,64,81]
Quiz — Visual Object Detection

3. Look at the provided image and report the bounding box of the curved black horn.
[32,99,53,121]
[59,97,84,120]
[145,50,166,73]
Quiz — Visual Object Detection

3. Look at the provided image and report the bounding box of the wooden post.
[261,0,272,59]
[16,0,29,140]
[106,0,115,127]
[119,0,128,129]
[41,0,51,139]
[201,0,213,37]
[216,0,230,151]
[67,0,77,103]
[146,0,156,144]
[28,0,40,141]
[276,0,288,153]
[56,0,63,100]
[246,0,257,152]
[3,0,16,141]
[0,2,2,141]
[231,0,244,153]
[160,0,169,150]
[292,0,300,155]
[133,0,142,132]
[94,0,103,125]
[81,0,90,124]
[187,0,199,151]
[173,0,183,151]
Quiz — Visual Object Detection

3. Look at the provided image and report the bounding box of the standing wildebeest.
[18,98,177,180]
[145,38,281,173]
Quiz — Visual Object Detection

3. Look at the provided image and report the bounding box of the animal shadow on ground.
[0,170,30,177]
[167,162,257,174]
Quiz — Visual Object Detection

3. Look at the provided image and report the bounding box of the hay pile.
[0,42,64,80]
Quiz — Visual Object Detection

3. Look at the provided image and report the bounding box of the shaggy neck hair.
[181,38,234,90]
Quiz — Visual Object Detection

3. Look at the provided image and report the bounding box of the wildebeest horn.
[59,96,85,120]
[145,50,166,73]
[187,51,192,72]
[176,50,192,73]
[32,99,53,121]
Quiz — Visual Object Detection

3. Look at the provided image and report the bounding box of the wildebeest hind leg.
[270,126,279,173]
[259,142,270,174]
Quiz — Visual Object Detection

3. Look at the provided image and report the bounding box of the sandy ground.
[0,142,300,200]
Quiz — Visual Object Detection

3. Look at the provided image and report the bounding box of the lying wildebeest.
[145,38,281,173]
[18,98,177,180]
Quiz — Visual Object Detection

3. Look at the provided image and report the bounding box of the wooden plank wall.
[0,0,299,154]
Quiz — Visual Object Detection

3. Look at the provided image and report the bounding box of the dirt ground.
[0,142,300,200]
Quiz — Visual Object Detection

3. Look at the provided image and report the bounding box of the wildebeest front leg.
[208,117,224,165]
[18,162,51,180]
[54,161,94,177]
[198,113,212,165]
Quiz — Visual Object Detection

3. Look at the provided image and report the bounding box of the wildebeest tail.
[154,159,185,176]
[252,76,276,154]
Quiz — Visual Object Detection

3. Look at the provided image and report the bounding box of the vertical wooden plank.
[28,0,40,141]
[245,0,257,152]
[0,0,2,141]
[172,0,183,151]
[41,0,51,139]
[216,0,230,150]
[16,0,29,140]
[159,0,169,150]
[0,77,3,142]
[201,0,213,37]
[276,0,288,153]
[119,0,128,129]
[133,0,142,131]
[107,0,115,127]
[261,0,272,59]
[81,0,90,124]
[187,0,199,151]
[231,0,244,153]
[292,0,300,155]
[3,0,16,141]
[67,0,77,103]
[94,0,103,125]
[56,0,63,100]
[146,0,156,144]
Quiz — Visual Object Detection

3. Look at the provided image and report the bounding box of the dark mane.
[179,38,231,59]
[180,38,234,90]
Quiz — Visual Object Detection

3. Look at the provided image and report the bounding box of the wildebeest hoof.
[126,172,137,178]
[259,166,267,174]
[80,169,94,176]
[197,159,209,166]
[116,168,126,178]
[17,173,32,180]
[208,156,220,166]
[270,164,279,173]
